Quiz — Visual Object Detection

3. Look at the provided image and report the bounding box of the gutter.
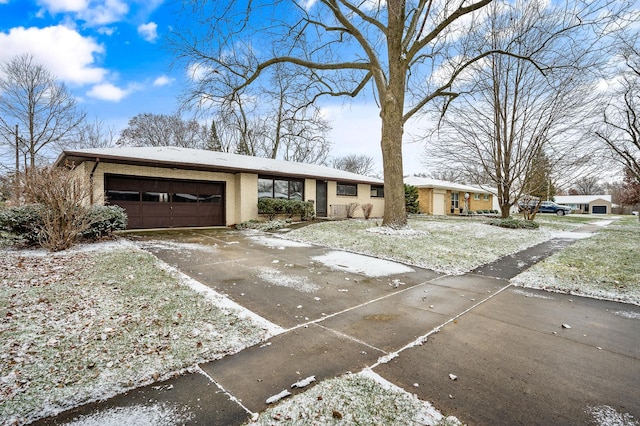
[89,158,100,204]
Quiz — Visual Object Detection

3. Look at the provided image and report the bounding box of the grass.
[283,215,639,304]
[512,216,640,304]
[283,215,568,274]
[0,243,269,424]
[249,371,461,426]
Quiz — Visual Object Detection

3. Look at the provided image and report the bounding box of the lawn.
[511,215,640,304]
[0,242,271,425]
[282,215,639,304]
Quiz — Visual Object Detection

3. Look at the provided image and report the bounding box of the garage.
[105,174,225,229]
[592,205,608,214]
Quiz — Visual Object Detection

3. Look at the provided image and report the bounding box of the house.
[54,147,385,229]
[554,195,612,214]
[404,176,493,215]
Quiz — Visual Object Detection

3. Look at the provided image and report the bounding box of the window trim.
[258,175,305,200]
[370,185,384,198]
[337,182,358,197]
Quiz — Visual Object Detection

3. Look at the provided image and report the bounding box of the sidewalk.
[33,225,640,425]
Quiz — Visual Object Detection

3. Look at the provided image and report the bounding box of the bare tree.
[423,1,626,218]
[331,154,375,176]
[594,41,640,183]
[0,54,85,168]
[117,113,208,148]
[171,0,630,227]
[571,176,604,195]
[65,118,117,150]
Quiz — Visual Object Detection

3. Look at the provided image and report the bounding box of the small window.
[483,194,490,201]
[337,183,358,196]
[173,193,198,203]
[107,190,140,202]
[474,193,480,201]
[199,195,222,204]
[371,185,384,198]
[143,192,170,202]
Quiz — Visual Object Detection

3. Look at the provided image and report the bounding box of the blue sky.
[0,0,426,174]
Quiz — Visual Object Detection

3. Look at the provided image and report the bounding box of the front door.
[316,181,327,217]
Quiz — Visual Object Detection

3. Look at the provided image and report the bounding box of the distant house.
[55,147,385,229]
[404,176,493,215]
[555,195,612,214]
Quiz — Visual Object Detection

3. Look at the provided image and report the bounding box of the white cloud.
[0,25,106,85]
[153,75,173,86]
[137,22,158,43]
[86,82,131,101]
[37,0,129,26]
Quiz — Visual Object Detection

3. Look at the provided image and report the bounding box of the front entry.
[316,181,327,218]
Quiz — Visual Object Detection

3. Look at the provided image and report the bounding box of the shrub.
[258,198,314,221]
[81,205,128,240]
[361,203,374,220]
[0,204,45,246]
[405,184,420,214]
[346,202,359,218]
[489,218,539,229]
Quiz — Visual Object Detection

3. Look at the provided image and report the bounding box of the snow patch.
[266,389,292,404]
[551,231,594,239]
[255,267,320,293]
[138,240,219,253]
[63,403,193,426]
[586,405,638,426]
[613,310,640,320]
[248,235,313,248]
[312,251,414,277]
[511,288,555,300]
[366,226,428,237]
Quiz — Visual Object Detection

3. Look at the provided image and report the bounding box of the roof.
[403,176,492,194]
[55,147,383,185]
[555,195,612,205]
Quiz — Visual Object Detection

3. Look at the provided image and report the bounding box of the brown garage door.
[104,174,225,229]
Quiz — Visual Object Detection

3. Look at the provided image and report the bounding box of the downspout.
[89,158,100,204]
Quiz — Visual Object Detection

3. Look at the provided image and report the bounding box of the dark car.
[520,200,572,216]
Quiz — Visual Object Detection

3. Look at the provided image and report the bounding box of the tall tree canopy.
[172,0,633,227]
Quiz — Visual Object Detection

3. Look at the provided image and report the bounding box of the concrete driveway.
[38,227,640,425]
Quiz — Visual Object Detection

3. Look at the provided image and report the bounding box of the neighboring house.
[554,195,612,214]
[404,176,493,215]
[55,147,385,229]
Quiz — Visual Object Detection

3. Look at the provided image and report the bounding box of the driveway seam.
[314,323,387,355]
[193,365,257,419]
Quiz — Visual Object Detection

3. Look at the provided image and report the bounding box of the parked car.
[519,200,572,216]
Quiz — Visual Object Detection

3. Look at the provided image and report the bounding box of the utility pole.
[14,124,19,205]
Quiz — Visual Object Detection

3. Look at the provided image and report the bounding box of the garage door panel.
[104,174,225,229]
[592,206,607,214]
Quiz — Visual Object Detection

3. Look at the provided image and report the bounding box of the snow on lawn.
[283,217,560,275]
[512,217,640,305]
[250,370,461,426]
[0,241,270,425]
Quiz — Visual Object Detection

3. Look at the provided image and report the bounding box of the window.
[451,192,459,209]
[258,176,304,200]
[474,193,480,201]
[371,185,384,198]
[484,194,490,201]
[337,182,358,196]
[107,190,140,202]
[143,192,169,202]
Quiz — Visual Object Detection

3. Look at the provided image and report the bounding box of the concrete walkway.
[34,225,640,425]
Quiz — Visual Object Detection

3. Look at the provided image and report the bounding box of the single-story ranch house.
[554,195,612,214]
[55,147,385,229]
[404,176,494,215]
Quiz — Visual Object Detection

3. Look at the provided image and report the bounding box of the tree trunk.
[381,2,407,228]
